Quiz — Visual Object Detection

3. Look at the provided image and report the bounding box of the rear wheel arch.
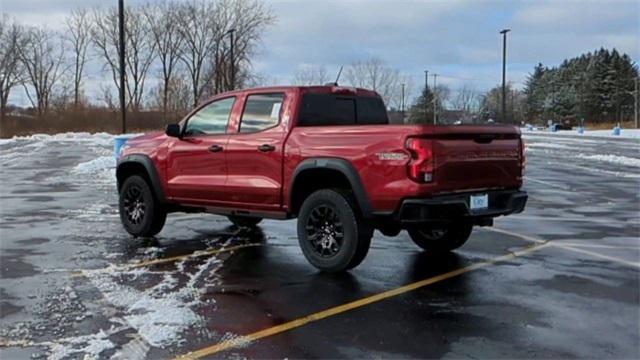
[289,158,373,218]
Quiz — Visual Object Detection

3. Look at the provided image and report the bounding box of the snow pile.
[576,154,640,168]
[0,132,116,146]
[73,156,116,174]
[522,127,640,139]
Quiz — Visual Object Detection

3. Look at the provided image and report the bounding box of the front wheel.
[408,222,473,252]
[119,175,166,237]
[297,189,373,272]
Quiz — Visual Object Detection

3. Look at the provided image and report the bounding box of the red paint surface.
[122,86,524,215]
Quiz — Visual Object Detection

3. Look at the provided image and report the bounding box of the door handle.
[258,144,275,152]
[208,144,223,153]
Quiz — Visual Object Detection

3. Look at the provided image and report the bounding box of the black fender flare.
[290,157,373,218]
[116,154,167,203]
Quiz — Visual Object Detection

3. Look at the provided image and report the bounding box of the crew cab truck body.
[117,85,527,272]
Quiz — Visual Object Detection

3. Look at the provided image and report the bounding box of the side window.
[239,93,285,133]
[298,93,356,126]
[184,97,236,136]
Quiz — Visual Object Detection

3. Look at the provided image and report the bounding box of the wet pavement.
[0,132,638,359]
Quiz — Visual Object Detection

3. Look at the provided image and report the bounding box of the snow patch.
[525,142,573,150]
[576,154,640,168]
[85,251,227,348]
[47,327,121,360]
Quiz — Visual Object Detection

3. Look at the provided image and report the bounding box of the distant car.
[116,85,527,272]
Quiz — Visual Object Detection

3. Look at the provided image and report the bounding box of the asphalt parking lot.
[0,132,639,359]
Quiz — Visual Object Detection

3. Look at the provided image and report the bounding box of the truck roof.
[209,85,381,99]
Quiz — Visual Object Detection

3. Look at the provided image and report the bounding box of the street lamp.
[226,29,236,90]
[500,29,510,124]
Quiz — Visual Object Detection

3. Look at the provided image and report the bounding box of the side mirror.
[165,123,181,138]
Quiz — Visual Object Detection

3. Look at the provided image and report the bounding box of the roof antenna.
[335,65,343,85]
[325,65,343,86]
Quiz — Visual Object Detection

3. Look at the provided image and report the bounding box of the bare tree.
[143,1,183,122]
[0,15,26,119]
[452,84,480,114]
[17,27,67,115]
[224,0,275,90]
[201,0,275,97]
[150,70,192,117]
[91,5,156,111]
[174,0,219,106]
[390,75,414,111]
[65,8,91,108]
[344,58,401,106]
[292,65,329,85]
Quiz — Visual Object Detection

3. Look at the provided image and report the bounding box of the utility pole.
[226,29,236,90]
[424,70,428,122]
[500,29,510,124]
[635,77,638,129]
[432,73,438,125]
[118,0,126,133]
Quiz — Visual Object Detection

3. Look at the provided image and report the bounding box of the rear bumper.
[395,189,527,224]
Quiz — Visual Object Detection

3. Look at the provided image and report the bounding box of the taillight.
[405,137,433,183]
[519,138,526,177]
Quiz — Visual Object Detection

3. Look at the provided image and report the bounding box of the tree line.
[523,48,638,124]
[406,48,637,125]
[0,0,275,121]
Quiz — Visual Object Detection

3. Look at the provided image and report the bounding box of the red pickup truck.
[117,85,527,272]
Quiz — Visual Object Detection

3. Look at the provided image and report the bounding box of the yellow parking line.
[174,242,551,359]
[486,227,640,269]
[71,243,262,278]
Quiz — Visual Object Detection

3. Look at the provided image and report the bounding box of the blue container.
[577,127,584,134]
[114,134,137,159]
[550,124,557,132]
[613,126,621,136]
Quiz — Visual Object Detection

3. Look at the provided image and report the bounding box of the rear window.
[298,93,388,126]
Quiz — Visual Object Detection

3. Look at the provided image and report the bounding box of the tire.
[119,175,166,237]
[228,215,262,228]
[297,189,373,272]
[408,221,473,252]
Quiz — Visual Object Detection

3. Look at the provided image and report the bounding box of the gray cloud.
[3,0,638,103]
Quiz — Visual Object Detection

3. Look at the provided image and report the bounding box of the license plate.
[470,194,489,210]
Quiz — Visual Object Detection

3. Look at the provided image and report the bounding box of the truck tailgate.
[429,127,522,194]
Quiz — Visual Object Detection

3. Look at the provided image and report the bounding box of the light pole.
[433,73,438,125]
[226,29,236,90]
[118,0,126,133]
[424,70,428,122]
[500,29,510,124]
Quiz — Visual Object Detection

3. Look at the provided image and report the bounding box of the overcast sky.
[2,0,639,105]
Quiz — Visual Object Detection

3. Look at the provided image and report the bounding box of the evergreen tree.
[408,85,435,124]
[522,48,638,124]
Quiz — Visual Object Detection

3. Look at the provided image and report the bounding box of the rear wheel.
[408,221,473,252]
[297,189,373,272]
[228,216,262,228]
[119,175,166,237]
